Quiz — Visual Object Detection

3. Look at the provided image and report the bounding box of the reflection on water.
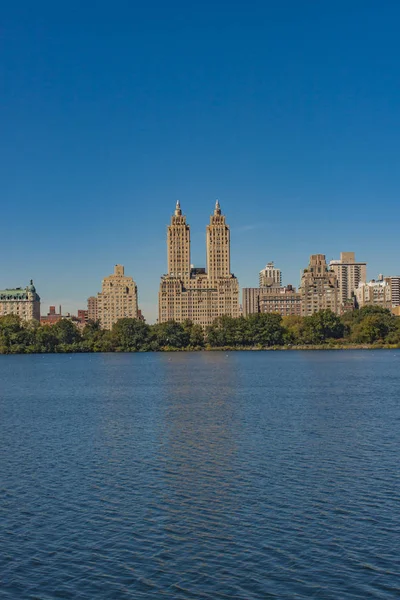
[0,351,400,599]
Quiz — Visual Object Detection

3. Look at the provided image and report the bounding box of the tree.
[112,318,150,351]
[244,313,284,346]
[52,319,81,346]
[151,321,190,349]
[182,320,205,347]
[301,310,346,344]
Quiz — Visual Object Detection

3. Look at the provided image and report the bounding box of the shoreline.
[1,344,400,355]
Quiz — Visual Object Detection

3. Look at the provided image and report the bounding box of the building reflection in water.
[153,352,243,552]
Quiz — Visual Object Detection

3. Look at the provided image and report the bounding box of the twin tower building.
[159,201,239,326]
[89,201,239,329]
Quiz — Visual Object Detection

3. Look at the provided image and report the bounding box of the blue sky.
[1,1,400,322]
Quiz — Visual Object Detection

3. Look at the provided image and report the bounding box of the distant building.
[330,252,367,305]
[40,305,63,325]
[243,285,301,317]
[300,255,339,315]
[355,275,392,310]
[0,281,40,322]
[41,306,88,328]
[87,296,98,322]
[259,262,282,288]
[95,265,139,330]
[158,201,239,328]
[77,310,88,324]
[389,276,400,307]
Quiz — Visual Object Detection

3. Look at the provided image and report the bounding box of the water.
[1,351,399,599]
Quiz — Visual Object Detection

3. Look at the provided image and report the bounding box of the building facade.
[300,254,340,315]
[0,281,40,322]
[94,265,139,330]
[259,262,282,288]
[87,296,98,322]
[330,252,367,305]
[242,285,301,317]
[389,276,400,307]
[40,305,63,325]
[159,201,239,328]
[355,276,392,310]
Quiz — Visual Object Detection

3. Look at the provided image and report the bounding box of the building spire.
[214,199,221,215]
[175,200,182,216]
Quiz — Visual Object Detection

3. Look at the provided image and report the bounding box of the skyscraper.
[259,262,282,288]
[300,254,339,315]
[95,265,139,330]
[389,276,400,307]
[329,252,367,305]
[159,201,239,327]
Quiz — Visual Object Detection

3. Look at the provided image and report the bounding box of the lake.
[1,351,399,599]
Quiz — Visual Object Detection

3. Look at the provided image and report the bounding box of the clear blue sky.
[1,1,400,322]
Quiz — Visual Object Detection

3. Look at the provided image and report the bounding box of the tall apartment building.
[93,265,139,330]
[0,280,40,322]
[259,262,282,288]
[300,254,339,315]
[389,277,400,307]
[242,285,301,317]
[355,275,392,310]
[330,252,367,305]
[87,296,98,322]
[159,201,239,327]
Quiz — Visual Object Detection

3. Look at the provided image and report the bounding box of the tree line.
[0,306,399,354]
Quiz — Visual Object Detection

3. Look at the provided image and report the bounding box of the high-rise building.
[159,201,239,327]
[259,262,282,288]
[300,254,339,315]
[95,265,139,330]
[355,275,392,310]
[389,276,400,307]
[87,296,98,322]
[242,285,301,317]
[330,252,367,305]
[0,280,40,322]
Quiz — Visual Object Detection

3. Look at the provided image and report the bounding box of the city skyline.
[2,2,400,322]
[2,198,400,324]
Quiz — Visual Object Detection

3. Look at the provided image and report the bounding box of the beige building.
[0,280,40,322]
[87,296,98,322]
[389,276,400,307]
[355,275,392,310]
[300,254,340,315]
[243,285,301,317]
[330,252,367,305]
[92,265,139,330]
[159,201,239,327]
[259,262,282,288]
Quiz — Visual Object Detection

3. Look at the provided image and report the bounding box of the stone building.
[389,276,400,307]
[87,296,98,322]
[159,201,239,327]
[242,285,301,317]
[92,265,139,330]
[355,275,392,310]
[300,255,339,315]
[329,252,367,305]
[0,280,40,322]
[259,262,282,288]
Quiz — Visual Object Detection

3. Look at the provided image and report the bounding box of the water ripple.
[1,351,400,598]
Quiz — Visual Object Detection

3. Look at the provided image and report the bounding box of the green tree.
[52,319,81,346]
[244,313,284,346]
[302,310,346,344]
[182,320,205,347]
[112,318,150,351]
[151,320,190,349]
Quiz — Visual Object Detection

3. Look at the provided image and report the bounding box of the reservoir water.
[1,351,399,599]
